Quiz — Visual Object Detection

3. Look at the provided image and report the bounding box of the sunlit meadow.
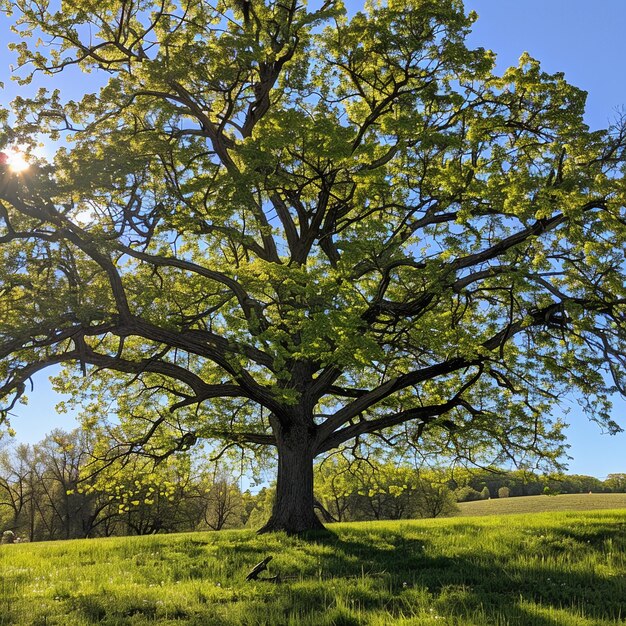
[1,510,625,625]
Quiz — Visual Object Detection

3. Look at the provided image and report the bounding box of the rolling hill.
[455,492,626,517]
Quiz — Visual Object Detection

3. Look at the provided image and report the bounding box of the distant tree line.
[0,429,252,542]
[312,458,626,523]
[1,429,624,543]
[313,456,459,522]
[449,467,626,501]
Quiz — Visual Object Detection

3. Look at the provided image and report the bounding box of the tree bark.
[257,425,325,534]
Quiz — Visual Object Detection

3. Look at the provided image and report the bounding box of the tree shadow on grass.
[288,523,626,625]
[16,521,623,626]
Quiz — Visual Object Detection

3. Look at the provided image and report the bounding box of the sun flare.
[6,150,30,173]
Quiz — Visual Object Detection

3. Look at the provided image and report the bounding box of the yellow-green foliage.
[1,511,625,625]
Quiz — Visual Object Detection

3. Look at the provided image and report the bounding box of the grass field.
[456,492,626,517]
[1,510,625,625]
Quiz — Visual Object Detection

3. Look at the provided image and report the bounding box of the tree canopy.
[1,0,626,533]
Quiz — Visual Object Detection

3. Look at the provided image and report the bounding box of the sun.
[6,150,30,173]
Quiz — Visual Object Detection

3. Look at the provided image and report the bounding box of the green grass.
[456,493,626,517]
[1,511,625,625]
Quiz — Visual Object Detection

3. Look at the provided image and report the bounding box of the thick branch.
[116,243,270,331]
[316,402,456,454]
[315,357,473,445]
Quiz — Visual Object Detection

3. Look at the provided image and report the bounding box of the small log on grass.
[246,556,273,581]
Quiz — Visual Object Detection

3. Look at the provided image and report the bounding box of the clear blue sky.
[1,1,625,477]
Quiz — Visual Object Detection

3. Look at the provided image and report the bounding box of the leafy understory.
[1,510,625,625]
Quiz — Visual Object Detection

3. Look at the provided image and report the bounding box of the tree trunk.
[257,426,325,534]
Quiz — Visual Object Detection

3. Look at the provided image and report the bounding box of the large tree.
[1,0,626,533]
